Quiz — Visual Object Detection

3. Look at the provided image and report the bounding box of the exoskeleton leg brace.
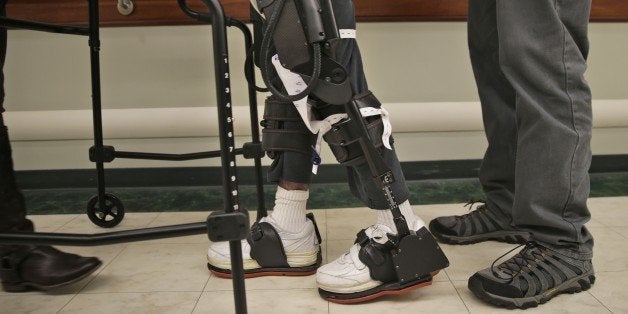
[252,0,449,302]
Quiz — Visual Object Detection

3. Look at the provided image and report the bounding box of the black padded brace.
[248,222,290,268]
[323,92,389,165]
[260,0,310,69]
[247,213,322,268]
[261,97,315,156]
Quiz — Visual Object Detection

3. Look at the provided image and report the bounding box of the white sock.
[268,186,309,233]
[376,200,425,234]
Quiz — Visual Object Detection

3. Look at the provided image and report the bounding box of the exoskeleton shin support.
[323,92,388,167]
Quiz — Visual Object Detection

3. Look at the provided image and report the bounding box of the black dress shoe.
[0,245,102,292]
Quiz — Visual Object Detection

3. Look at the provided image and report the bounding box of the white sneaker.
[207,216,320,275]
[316,224,392,294]
[316,217,434,293]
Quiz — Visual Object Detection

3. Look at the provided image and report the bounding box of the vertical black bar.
[203,1,247,313]
[87,0,107,208]
[229,19,267,221]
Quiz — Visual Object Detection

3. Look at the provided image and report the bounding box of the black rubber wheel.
[87,193,125,228]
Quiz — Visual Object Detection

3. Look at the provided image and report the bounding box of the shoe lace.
[458,199,487,220]
[490,242,546,282]
[464,199,485,209]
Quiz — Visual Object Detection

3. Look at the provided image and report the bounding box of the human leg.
[497,0,593,260]
[314,0,448,303]
[428,0,530,245]
[468,0,595,308]
[0,2,101,292]
[206,97,322,278]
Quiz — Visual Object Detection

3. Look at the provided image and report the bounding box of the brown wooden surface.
[4,0,628,27]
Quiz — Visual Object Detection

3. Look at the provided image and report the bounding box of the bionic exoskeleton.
[250,0,449,302]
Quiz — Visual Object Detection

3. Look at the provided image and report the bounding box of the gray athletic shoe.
[468,242,595,309]
[428,202,531,245]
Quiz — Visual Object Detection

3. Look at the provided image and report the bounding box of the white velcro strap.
[359,107,393,150]
[339,29,356,39]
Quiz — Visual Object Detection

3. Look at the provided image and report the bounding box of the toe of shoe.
[74,257,102,276]
[468,271,522,299]
[207,243,230,261]
[316,271,360,288]
[429,216,459,237]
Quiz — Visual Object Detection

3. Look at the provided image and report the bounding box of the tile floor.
[1,196,627,313]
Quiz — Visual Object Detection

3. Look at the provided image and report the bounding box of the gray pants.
[470,0,594,259]
[266,0,410,209]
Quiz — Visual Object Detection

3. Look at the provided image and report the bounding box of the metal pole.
[228,19,267,221]
[202,1,247,313]
[87,0,107,212]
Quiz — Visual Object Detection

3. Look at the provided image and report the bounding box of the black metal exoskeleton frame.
[0,1,264,313]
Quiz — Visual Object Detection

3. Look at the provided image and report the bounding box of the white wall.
[3,22,628,170]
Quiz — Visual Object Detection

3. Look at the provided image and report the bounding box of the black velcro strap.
[354,229,370,246]
[263,97,303,122]
[354,91,382,110]
[323,117,384,148]
[357,239,397,283]
[248,222,290,268]
[261,96,315,155]
[262,129,314,155]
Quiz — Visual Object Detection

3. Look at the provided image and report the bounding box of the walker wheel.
[87,193,125,228]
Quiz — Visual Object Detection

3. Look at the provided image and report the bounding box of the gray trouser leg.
[266,0,409,209]
[468,1,517,219]
[471,0,594,259]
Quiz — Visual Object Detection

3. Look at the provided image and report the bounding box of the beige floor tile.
[326,207,376,240]
[610,226,628,239]
[328,280,467,314]
[143,211,211,244]
[27,214,79,231]
[55,212,160,234]
[194,289,328,314]
[453,280,609,314]
[59,292,201,314]
[5,197,626,313]
[206,273,319,292]
[588,227,628,272]
[0,294,74,314]
[587,197,628,227]
[588,271,628,313]
[82,243,209,293]
[439,241,517,281]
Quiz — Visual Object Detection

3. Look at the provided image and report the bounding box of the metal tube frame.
[0,1,263,313]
